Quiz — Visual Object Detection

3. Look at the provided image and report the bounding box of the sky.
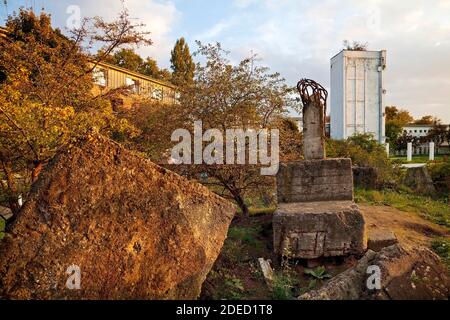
[1,0,450,122]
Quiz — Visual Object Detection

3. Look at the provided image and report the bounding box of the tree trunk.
[233,192,249,217]
[31,161,43,182]
[7,198,20,217]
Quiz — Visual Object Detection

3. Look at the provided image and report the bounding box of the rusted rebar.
[297,78,328,120]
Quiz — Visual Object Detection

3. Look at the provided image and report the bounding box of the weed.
[431,238,450,270]
[249,207,276,216]
[410,270,421,285]
[299,279,318,296]
[304,266,332,280]
[271,272,297,300]
[222,275,245,300]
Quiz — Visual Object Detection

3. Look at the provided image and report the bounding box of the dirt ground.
[360,204,450,250]
[201,204,450,300]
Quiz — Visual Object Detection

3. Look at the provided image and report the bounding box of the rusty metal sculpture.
[297,78,328,121]
[297,79,328,160]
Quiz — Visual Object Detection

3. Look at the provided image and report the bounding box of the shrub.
[271,272,296,300]
[222,276,246,300]
[327,133,400,187]
[428,157,450,199]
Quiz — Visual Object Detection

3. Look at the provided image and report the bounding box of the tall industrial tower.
[330,50,387,143]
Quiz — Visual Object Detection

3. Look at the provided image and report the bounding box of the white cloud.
[56,0,180,68]
[233,0,259,9]
[43,0,450,121]
[209,0,450,122]
[195,19,235,40]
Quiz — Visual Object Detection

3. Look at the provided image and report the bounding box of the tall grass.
[431,238,450,270]
[355,188,450,229]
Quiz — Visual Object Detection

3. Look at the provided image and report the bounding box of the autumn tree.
[121,100,185,162]
[0,8,151,215]
[394,132,418,152]
[170,37,195,85]
[140,57,172,81]
[105,48,172,81]
[413,116,448,148]
[385,106,414,148]
[385,106,414,124]
[425,122,448,148]
[171,42,297,216]
[109,48,144,72]
[271,117,303,162]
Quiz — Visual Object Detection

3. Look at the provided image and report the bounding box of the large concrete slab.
[273,201,367,259]
[0,134,235,300]
[276,159,354,204]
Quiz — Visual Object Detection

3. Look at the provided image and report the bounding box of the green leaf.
[304,266,332,280]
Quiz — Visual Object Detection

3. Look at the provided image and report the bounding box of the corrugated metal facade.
[1,26,177,105]
[92,62,177,104]
[0,27,7,38]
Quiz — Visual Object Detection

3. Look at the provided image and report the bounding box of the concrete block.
[273,201,367,259]
[277,159,354,203]
[367,229,398,252]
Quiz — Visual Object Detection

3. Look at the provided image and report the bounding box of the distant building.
[402,124,435,138]
[0,26,7,38]
[90,61,177,106]
[0,25,177,107]
[399,124,450,156]
[330,50,387,143]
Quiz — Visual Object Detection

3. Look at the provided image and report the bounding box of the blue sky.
[2,0,450,122]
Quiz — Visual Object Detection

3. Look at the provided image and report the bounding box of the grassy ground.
[355,188,450,269]
[201,188,450,300]
[431,238,450,269]
[200,215,274,300]
[355,188,450,229]
[200,214,358,300]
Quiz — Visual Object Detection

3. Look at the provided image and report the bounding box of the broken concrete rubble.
[367,229,398,252]
[258,258,274,287]
[403,166,436,196]
[299,244,450,300]
[0,134,235,300]
[0,206,12,221]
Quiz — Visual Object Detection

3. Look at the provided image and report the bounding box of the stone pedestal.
[279,79,367,260]
[273,201,366,258]
[274,159,367,259]
[277,159,354,204]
